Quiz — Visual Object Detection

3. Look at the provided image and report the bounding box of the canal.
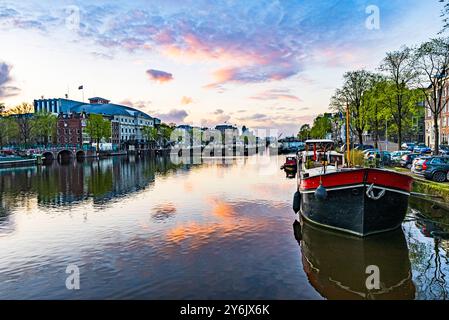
[0,154,448,299]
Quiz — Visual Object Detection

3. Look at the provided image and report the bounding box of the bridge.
[28,146,92,162]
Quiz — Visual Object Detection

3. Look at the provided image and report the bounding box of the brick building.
[57,113,86,145]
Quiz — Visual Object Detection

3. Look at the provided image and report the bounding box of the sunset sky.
[0,0,444,135]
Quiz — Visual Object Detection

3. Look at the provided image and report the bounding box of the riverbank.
[0,157,37,168]
[393,167,449,209]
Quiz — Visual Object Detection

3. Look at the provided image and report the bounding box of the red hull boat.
[294,140,414,237]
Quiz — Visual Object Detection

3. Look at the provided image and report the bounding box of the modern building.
[34,96,161,147]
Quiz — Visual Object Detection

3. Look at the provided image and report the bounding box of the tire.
[433,171,447,183]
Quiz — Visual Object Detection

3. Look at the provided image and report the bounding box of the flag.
[78,85,83,90]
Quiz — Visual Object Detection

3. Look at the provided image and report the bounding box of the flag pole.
[346,102,350,167]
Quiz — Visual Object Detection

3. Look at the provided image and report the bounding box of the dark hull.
[299,169,413,237]
[294,221,415,300]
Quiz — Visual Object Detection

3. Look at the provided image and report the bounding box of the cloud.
[120,99,152,111]
[146,69,173,83]
[214,109,224,115]
[180,96,193,105]
[250,89,302,102]
[154,109,188,123]
[0,1,411,90]
[0,62,20,98]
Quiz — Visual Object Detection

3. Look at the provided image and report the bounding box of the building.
[57,113,86,145]
[425,91,449,148]
[34,96,161,147]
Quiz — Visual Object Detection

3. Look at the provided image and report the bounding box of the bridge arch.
[76,150,85,161]
[57,150,73,162]
[42,151,54,163]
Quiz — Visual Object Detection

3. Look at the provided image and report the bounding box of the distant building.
[425,93,449,148]
[34,96,161,147]
[215,124,238,135]
[57,113,86,145]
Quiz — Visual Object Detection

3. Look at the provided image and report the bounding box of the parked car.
[391,150,411,163]
[363,149,379,157]
[411,156,432,175]
[413,144,432,154]
[439,145,449,156]
[400,153,422,169]
[364,150,391,166]
[401,142,416,151]
[423,156,449,182]
[354,144,375,151]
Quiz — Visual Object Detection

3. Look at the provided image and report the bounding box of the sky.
[0,0,444,136]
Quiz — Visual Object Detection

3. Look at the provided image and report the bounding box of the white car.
[391,150,411,163]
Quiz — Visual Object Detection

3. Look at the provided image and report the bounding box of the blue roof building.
[34,97,161,144]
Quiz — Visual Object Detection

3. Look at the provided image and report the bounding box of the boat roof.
[305,139,334,144]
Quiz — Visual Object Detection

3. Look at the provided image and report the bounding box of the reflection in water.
[295,221,415,300]
[0,154,449,299]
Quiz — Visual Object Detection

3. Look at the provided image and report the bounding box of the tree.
[31,111,57,145]
[414,37,449,155]
[84,114,112,152]
[141,126,158,147]
[379,47,418,148]
[298,124,311,141]
[310,115,332,139]
[331,70,377,145]
[158,123,174,147]
[0,117,19,147]
[441,0,449,33]
[0,102,5,115]
[8,103,33,145]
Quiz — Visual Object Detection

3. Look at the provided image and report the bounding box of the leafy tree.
[0,117,19,147]
[31,111,57,145]
[8,103,33,145]
[0,102,5,115]
[310,115,332,139]
[414,37,449,155]
[84,114,112,152]
[379,47,418,148]
[298,124,311,141]
[331,70,378,145]
[158,123,174,147]
[141,126,158,147]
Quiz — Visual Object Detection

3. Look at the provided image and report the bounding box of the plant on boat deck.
[346,150,365,167]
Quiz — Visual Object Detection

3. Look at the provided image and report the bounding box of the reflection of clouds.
[163,198,270,251]
[208,197,236,219]
[151,202,177,222]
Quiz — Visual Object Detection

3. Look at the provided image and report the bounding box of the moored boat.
[281,156,297,172]
[293,221,415,299]
[294,140,413,237]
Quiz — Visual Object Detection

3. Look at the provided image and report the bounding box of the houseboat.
[293,140,413,237]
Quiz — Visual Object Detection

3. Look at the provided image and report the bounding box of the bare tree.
[379,47,418,148]
[414,37,449,155]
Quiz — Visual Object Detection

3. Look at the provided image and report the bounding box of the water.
[0,154,448,300]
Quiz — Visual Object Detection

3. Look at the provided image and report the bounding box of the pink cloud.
[146,69,174,83]
[181,96,193,105]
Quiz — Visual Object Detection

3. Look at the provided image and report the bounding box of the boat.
[293,139,414,237]
[293,221,415,300]
[281,156,298,172]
